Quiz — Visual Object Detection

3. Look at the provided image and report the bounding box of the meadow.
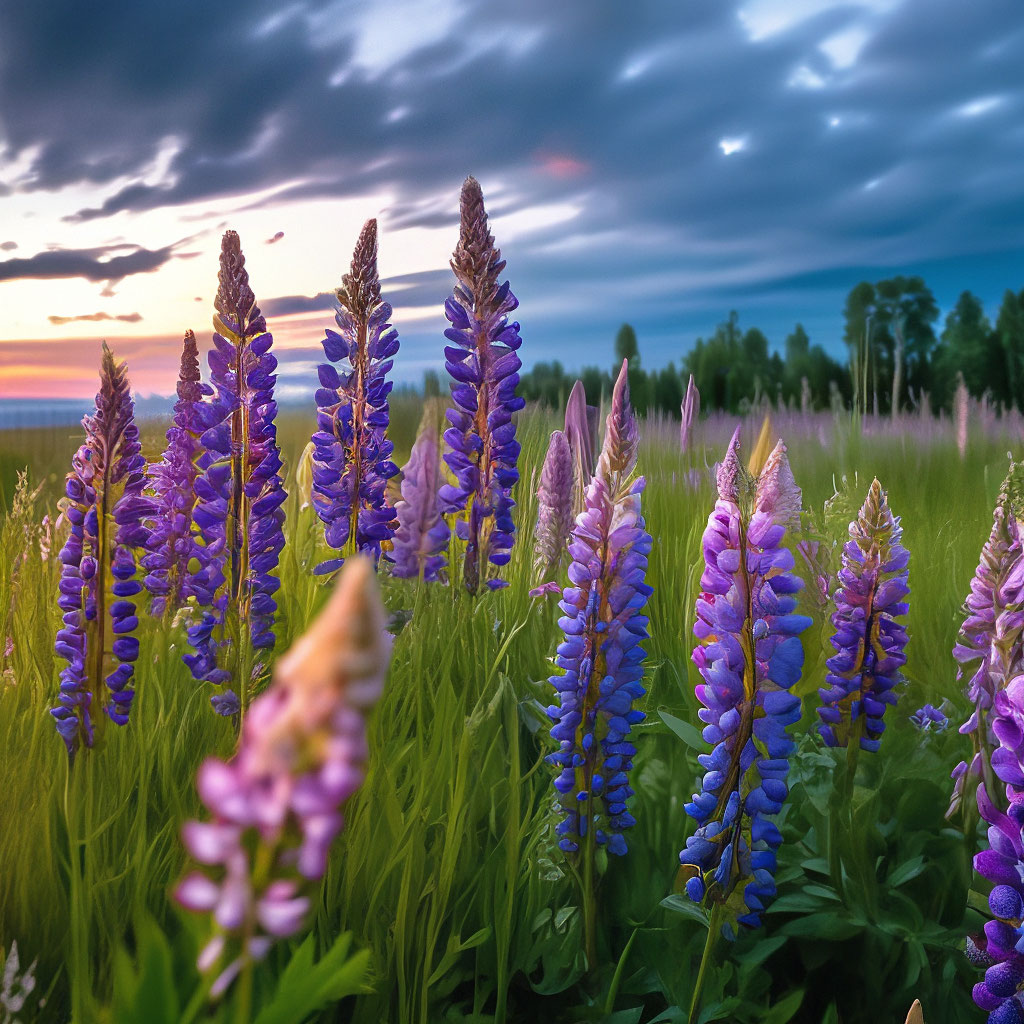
[0,394,1015,1024]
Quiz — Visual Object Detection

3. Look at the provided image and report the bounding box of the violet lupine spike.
[948,469,1024,821]
[564,379,596,517]
[546,361,652,857]
[142,330,210,616]
[52,343,149,757]
[185,231,287,715]
[311,218,400,574]
[439,176,524,595]
[389,424,449,582]
[175,556,391,998]
[680,373,700,452]
[816,479,910,753]
[533,429,574,583]
[679,427,811,934]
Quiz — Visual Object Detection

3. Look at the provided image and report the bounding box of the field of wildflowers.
[3,178,1024,1024]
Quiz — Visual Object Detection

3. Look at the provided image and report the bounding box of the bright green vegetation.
[0,404,1009,1023]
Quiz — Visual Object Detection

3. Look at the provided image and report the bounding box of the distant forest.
[455,277,1024,417]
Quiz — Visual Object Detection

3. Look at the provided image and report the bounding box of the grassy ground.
[0,401,1016,1023]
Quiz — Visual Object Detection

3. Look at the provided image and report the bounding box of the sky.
[0,0,1022,401]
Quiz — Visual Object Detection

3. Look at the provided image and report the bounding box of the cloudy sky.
[0,0,1021,400]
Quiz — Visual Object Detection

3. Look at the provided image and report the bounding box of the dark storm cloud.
[47,311,143,325]
[0,244,177,283]
[2,0,1024,370]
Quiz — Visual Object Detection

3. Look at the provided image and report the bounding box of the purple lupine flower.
[679,427,811,933]
[142,330,210,615]
[948,469,1024,821]
[680,373,700,452]
[185,231,287,715]
[311,218,400,574]
[439,176,524,594]
[389,424,449,582]
[910,704,949,731]
[51,343,148,757]
[175,556,391,998]
[546,360,651,860]
[533,429,573,583]
[817,479,910,753]
[564,379,596,517]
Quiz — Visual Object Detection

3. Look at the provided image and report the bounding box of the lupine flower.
[948,468,1024,821]
[546,360,651,860]
[955,372,969,460]
[817,479,910,753]
[389,424,449,582]
[564,379,596,517]
[440,176,524,594]
[143,330,209,615]
[51,343,148,757]
[533,429,573,583]
[175,556,391,998]
[910,704,949,731]
[680,373,700,452]
[311,218,400,573]
[185,231,287,716]
[1,940,40,1021]
[679,427,810,933]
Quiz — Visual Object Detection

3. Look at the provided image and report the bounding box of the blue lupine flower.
[910,704,948,731]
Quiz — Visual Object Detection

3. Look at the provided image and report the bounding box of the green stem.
[234,958,254,1024]
[582,811,597,971]
[604,927,639,1015]
[688,905,722,1024]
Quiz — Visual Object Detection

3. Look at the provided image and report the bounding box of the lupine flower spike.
[186,231,287,717]
[546,360,652,965]
[817,479,910,753]
[311,218,400,573]
[440,176,524,594]
[389,423,449,583]
[948,466,1024,822]
[679,427,810,935]
[52,343,148,757]
[175,556,391,1000]
[143,330,210,615]
[564,379,596,517]
[532,429,573,585]
[680,373,700,453]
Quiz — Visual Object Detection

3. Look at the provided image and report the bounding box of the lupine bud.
[143,330,209,615]
[51,343,148,756]
[185,231,287,714]
[546,360,651,858]
[680,426,811,933]
[439,176,524,594]
[564,379,596,516]
[311,219,400,573]
[389,424,449,582]
[532,429,573,583]
[817,479,910,753]
[680,373,700,452]
[910,704,948,731]
[175,557,391,997]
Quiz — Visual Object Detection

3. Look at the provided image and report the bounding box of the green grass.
[0,405,1013,1023]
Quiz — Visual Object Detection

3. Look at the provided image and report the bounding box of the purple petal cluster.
[311,218,400,574]
[817,479,910,753]
[680,373,700,452]
[175,557,391,997]
[910,704,948,731]
[533,429,574,583]
[949,469,1024,820]
[389,424,449,582]
[185,231,287,713]
[52,344,148,756]
[439,176,524,594]
[680,428,811,932]
[142,330,210,615]
[546,361,651,857]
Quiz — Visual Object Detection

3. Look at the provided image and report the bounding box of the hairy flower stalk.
[680,373,700,453]
[679,427,810,938]
[545,360,652,967]
[51,343,148,757]
[817,479,910,753]
[143,330,209,615]
[440,176,524,594]
[564,379,597,517]
[175,556,391,1003]
[948,468,1024,822]
[311,218,400,573]
[389,424,449,582]
[533,429,574,583]
[186,231,287,716]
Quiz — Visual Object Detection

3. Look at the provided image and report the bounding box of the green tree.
[997,289,1024,409]
[934,291,995,404]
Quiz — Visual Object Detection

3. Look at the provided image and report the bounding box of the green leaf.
[602,1008,643,1024]
[660,894,711,929]
[887,855,926,888]
[779,912,862,941]
[762,989,805,1024]
[659,710,705,750]
[110,917,180,1024]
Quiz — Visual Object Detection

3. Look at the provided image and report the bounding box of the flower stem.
[688,904,721,1024]
[582,808,597,971]
[604,927,639,1014]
